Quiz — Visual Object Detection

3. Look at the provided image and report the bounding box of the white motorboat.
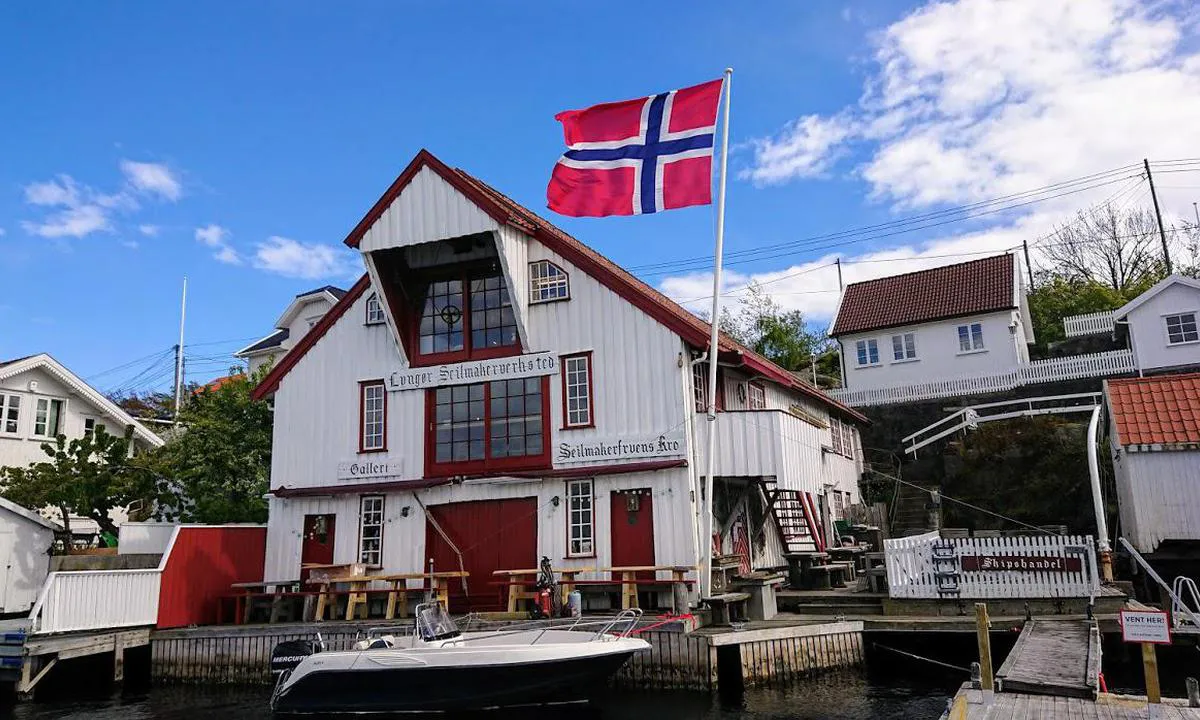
[269,603,650,714]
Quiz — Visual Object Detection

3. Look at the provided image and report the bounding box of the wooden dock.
[944,683,1200,719]
[995,618,1101,699]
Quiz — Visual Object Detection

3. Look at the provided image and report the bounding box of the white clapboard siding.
[884,533,1098,600]
[828,350,1135,407]
[358,166,501,253]
[1062,311,1116,338]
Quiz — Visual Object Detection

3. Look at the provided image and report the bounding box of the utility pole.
[835,257,843,291]
[173,277,188,421]
[1022,240,1034,289]
[1144,159,1173,275]
[1193,201,1198,228]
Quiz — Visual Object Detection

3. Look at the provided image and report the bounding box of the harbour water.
[2,669,957,719]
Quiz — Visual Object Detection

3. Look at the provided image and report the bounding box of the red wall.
[157,526,266,629]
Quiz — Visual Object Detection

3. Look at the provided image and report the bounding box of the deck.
[944,683,1200,719]
[994,619,1101,699]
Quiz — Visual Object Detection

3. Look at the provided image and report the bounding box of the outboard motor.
[271,638,321,676]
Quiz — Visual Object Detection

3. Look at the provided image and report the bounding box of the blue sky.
[3,1,1199,392]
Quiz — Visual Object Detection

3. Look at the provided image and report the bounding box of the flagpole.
[701,68,733,601]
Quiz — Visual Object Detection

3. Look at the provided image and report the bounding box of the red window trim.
[407,265,523,368]
[358,379,388,454]
[423,376,552,477]
[563,478,597,559]
[560,351,595,430]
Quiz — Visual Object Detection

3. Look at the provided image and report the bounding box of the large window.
[0,395,19,435]
[417,272,519,363]
[562,353,593,428]
[567,479,594,557]
[891,333,917,361]
[855,339,879,366]
[748,383,767,410]
[530,260,570,303]
[360,381,387,452]
[365,293,386,325]
[830,416,855,459]
[358,495,384,566]
[33,398,63,438]
[957,323,985,352]
[1166,312,1199,345]
[429,377,548,473]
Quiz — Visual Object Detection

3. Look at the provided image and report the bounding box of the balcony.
[696,409,839,482]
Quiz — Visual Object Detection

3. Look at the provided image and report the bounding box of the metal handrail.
[592,608,643,639]
[1172,576,1200,629]
[1120,537,1200,628]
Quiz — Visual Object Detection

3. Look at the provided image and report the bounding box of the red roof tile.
[1107,373,1200,446]
[830,254,1016,336]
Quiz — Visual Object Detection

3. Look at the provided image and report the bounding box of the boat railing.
[592,608,643,640]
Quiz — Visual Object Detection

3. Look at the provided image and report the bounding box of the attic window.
[365,293,386,325]
[529,260,569,303]
[1165,312,1198,345]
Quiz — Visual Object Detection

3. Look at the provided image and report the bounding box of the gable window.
[855,339,879,366]
[748,383,767,410]
[358,495,384,566]
[0,395,19,435]
[566,479,594,557]
[1165,312,1199,345]
[365,293,386,325]
[530,260,570,303]
[692,362,724,413]
[829,417,855,459]
[561,353,593,428]
[359,381,387,453]
[33,398,64,438]
[428,377,548,473]
[83,417,97,438]
[957,323,985,352]
[891,333,917,361]
[416,272,519,363]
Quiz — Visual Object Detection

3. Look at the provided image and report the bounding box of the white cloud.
[121,239,139,250]
[138,224,160,237]
[252,236,355,279]
[741,114,857,185]
[120,160,182,202]
[24,176,81,207]
[194,224,241,264]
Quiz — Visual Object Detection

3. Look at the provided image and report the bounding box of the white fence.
[1063,311,1116,338]
[884,532,1099,599]
[29,569,161,634]
[827,349,1135,407]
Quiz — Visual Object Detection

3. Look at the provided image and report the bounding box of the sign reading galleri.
[388,351,558,391]
[556,432,686,465]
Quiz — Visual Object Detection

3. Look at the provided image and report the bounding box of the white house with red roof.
[1105,372,1200,559]
[251,150,868,610]
[829,254,1035,394]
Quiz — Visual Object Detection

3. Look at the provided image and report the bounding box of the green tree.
[726,282,828,373]
[1028,275,1126,349]
[144,369,272,524]
[0,426,152,538]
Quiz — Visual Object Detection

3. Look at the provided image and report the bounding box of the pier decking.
[944,683,1200,719]
[994,618,1101,698]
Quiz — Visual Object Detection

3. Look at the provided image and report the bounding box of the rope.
[628,614,695,635]
[872,642,971,673]
[878,470,1059,536]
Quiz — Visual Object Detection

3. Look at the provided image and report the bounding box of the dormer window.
[365,293,386,325]
[414,271,519,364]
[529,260,569,303]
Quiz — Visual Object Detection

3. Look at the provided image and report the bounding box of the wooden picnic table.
[600,565,695,610]
[310,571,469,621]
[230,579,301,624]
[492,567,595,612]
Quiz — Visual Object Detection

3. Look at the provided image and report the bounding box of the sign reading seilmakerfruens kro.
[388,352,558,391]
[556,432,686,465]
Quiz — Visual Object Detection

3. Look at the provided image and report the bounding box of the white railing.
[884,533,1099,600]
[29,569,161,634]
[1063,311,1116,338]
[827,349,1135,407]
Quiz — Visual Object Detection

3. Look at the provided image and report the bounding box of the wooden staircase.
[765,486,823,553]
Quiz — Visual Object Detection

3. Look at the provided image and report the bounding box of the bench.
[703,592,751,625]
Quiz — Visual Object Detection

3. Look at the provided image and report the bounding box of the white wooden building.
[1105,372,1200,559]
[252,150,868,609]
[235,286,347,374]
[1112,274,1200,376]
[829,254,1035,393]
[0,497,59,613]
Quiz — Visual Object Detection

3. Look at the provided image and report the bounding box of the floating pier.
[943,683,1200,719]
[994,618,1101,699]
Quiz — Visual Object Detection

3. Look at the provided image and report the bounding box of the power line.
[86,347,174,382]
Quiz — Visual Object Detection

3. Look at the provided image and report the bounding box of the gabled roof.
[274,287,346,330]
[829,254,1017,337]
[298,285,347,301]
[254,150,867,424]
[0,354,164,448]
[0,497,61,532]
[235,329,290,357]
[1113,274,1200,320]
[1106,372,1200,448]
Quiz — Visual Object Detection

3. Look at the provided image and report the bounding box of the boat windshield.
[416,603,460,641]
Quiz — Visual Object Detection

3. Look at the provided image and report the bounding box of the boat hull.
[271,649,639,714]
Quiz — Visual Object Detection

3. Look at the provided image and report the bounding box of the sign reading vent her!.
[959,555,1082,572]
[556,432,686,465]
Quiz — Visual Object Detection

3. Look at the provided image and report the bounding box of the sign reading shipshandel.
[556,432,686,465]
[388,351,558,391]
[960,555,1082,572]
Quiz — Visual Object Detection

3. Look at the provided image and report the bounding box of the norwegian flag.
[547,78,724,217]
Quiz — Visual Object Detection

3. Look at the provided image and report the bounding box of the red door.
[425,498,538,612]
[610,489,655,577]
[301,514,336,583]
